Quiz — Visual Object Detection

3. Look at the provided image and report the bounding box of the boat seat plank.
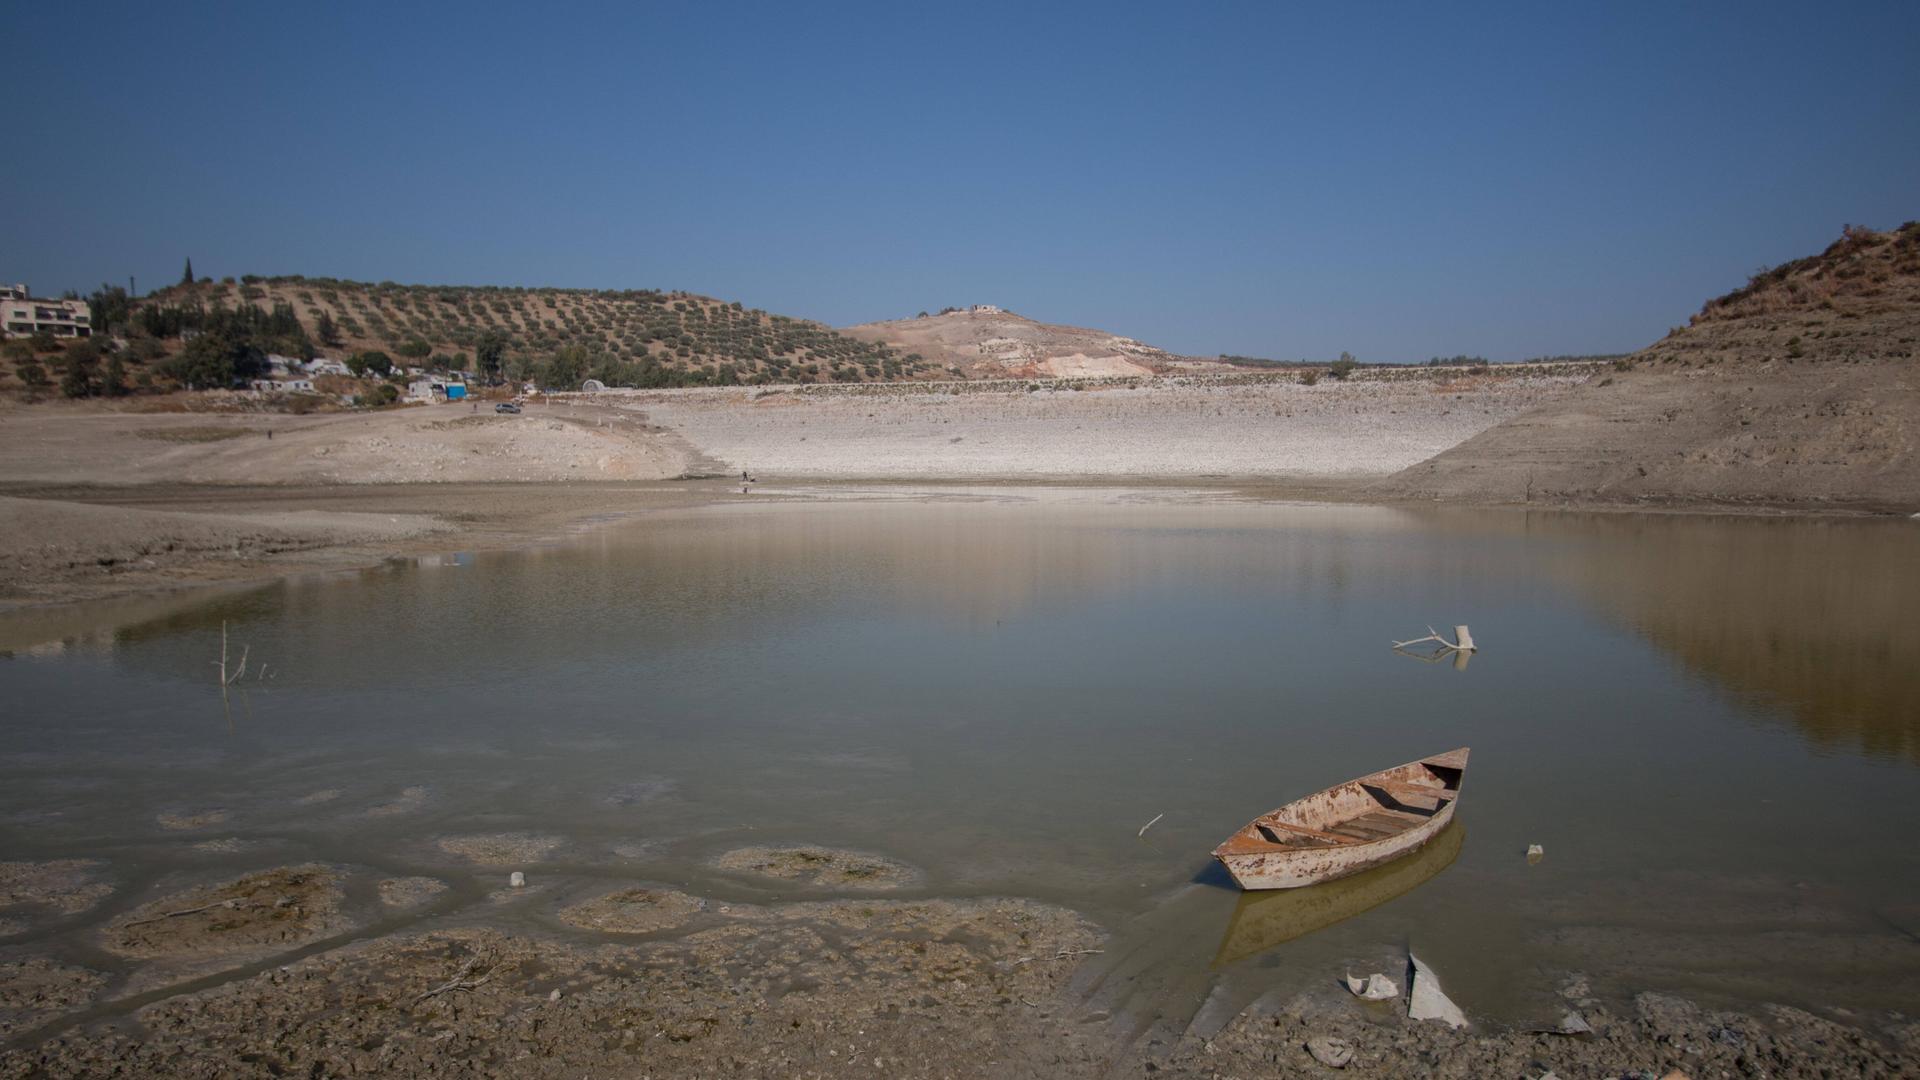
[1257,819,1366,845]
[1363,779,1457,801]
[1334,823,1405,841]
[1329,826,1393,842]
[1347,812,1417,834]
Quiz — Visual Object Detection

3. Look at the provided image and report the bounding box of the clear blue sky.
[4,2,1916,362]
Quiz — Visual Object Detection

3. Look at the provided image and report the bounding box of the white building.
[1,284,91,339]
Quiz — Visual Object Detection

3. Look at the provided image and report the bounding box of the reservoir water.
[4,489,1917,1031]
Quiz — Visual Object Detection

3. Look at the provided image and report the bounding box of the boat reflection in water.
[1213,820,1465,967]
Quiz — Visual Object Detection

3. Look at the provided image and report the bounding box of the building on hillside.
[969,304,1002,315]
[249,378,316,393]
[407,378,468,402]
[1,284,91,339]
[307,358,350,377]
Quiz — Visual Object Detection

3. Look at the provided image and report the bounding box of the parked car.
[495,402,522,414]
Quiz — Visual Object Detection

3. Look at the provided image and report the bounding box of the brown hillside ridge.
[839,305,1208,379]
[1382,222,1920,512]
[153,279,936,385]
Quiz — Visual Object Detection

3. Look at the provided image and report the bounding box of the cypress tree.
[181,258,194,286]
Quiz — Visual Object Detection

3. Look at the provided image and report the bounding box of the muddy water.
[3,489,1918,1032]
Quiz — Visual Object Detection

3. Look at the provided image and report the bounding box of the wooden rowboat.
[1211,748,1469,890]
[1213,820,1464,965]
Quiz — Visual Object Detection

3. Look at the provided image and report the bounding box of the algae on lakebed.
[102,864,347,961]
[713,845,922,890]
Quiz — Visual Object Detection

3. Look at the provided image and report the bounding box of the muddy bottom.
[2,878,1912,1078]
[713,845,923,890]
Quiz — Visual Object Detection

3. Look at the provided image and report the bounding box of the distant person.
[266,429,272,440]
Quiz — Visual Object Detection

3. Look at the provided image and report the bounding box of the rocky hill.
[1383,223,1920,511]
[150,278,936,385]
[839,307,1203,379]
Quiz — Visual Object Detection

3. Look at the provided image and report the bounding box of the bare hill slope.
[839,307,1197,379]
[1383,223,1920,511]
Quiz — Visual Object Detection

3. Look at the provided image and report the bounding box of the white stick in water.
[1138,813,1165,837]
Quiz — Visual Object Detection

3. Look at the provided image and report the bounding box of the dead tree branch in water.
[1390,625,1477,652]
[416,952,498,1001]
[214,621,250,687]
[122,898,243,928]
[1006,945,1113,960]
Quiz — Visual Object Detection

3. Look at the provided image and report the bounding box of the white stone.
[1345,971,1399,1000]
[509,871,526,888]
[1408,953,1469,1028]
[1306,1035,1354,1068]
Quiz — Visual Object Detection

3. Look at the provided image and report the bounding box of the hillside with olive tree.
[134,275,940,389]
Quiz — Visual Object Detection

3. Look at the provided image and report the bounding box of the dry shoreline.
[0,850,1911,1077]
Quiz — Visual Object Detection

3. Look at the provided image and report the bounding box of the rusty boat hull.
[1211,748,1469,891]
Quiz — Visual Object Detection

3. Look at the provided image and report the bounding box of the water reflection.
[4,498,1916,767]
[1213,821,1465,965]
[1486,511,1920,764]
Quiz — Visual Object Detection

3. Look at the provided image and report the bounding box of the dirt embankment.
[1382,224,1920,512]
[0,399,693,487]
[602,366,1594,480]
[0,399,719,609]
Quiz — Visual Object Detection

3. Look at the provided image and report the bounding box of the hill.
[838,306,1201,379]
[143,277,937,386]
[1383,222,1920,511]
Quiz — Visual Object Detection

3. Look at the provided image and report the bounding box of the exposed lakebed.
[1,488,1916,1068]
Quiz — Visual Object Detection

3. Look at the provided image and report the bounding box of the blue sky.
[4,2,1915,361]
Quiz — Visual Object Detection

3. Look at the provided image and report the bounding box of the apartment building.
[1,284,92,338]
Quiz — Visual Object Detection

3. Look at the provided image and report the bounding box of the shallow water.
[4,489,1918,1030]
